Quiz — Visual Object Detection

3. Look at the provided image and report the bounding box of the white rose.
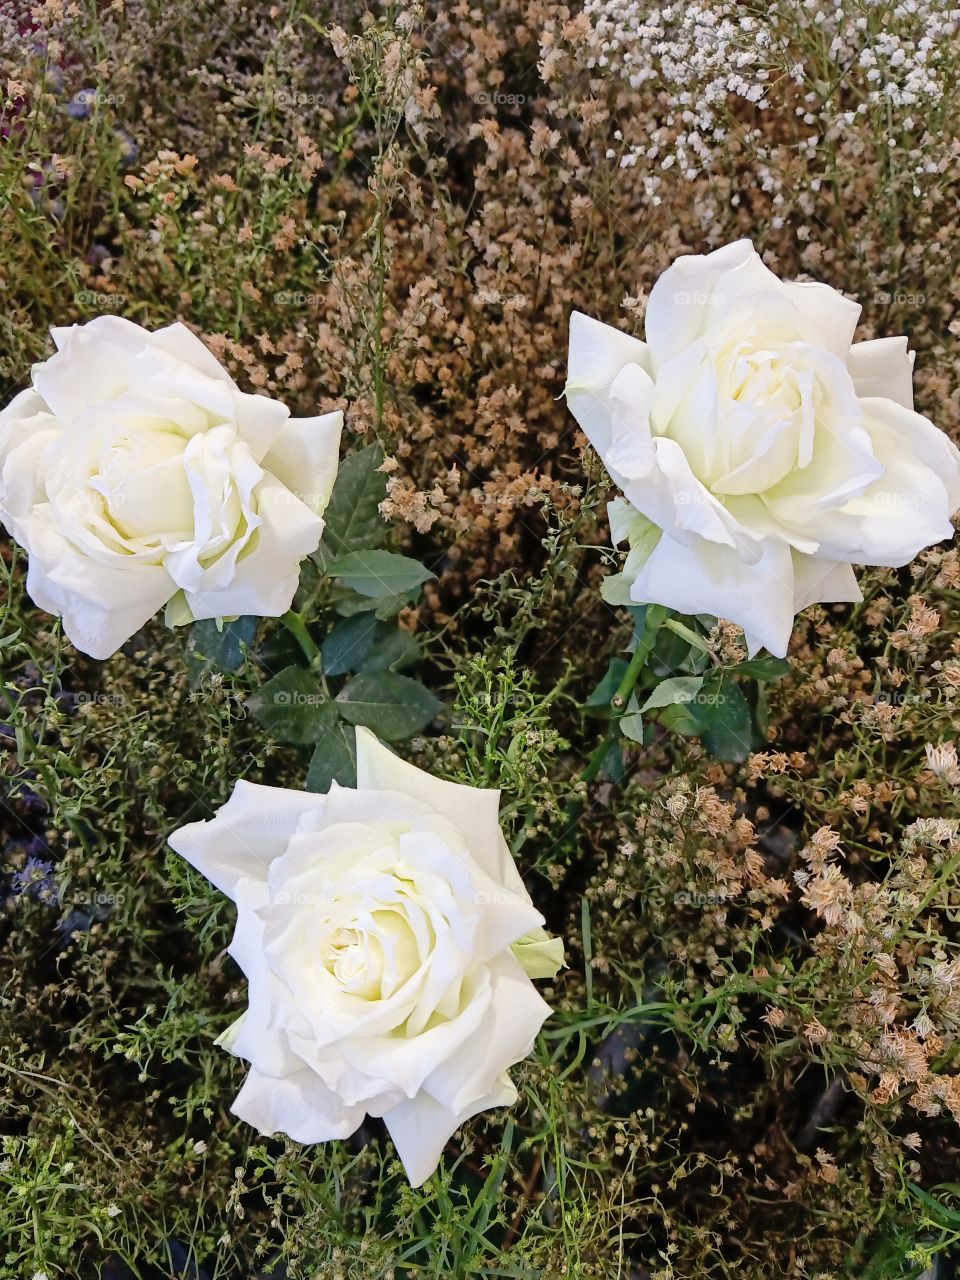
[168,728,563,1187]
[566,240,960,656]
[0,316,342,658]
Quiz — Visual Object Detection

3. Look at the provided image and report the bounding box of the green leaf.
[322,613,379,676]
[619,710,645,742]
[597,739,625,783]
[374,589,422,620]
[246,667,328,744]
[584,657,629,713]
[186,616,258,678]
[695,673,752,762]
[906,1182,960,1229]
[323,615,421,676]
[328,549,434,599]
[305,708,357,792]
[336,670,441,741]
[641,676,704,712]
[657,700,706,737]
[318,442,387,557]
[362,627,421,672]
[730,655,792,682]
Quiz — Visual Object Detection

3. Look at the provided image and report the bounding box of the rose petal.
[262,410,343,516]
[419,950,550,1116]
[564,310,652,461]
[167,780,324,898]
[791,554,862,614]
[181,474,323,620]
[24,516,172,658]
[628,530,796,658]
[231,1064,366,1143]
[38,316,152,419]
[353,729,527,896]
[643,240,757,367]
[384,1073,518,1187]
[791,397,960,566]
[847,336,915,409]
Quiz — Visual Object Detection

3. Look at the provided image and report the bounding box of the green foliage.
[316,442,387,560]
[335,669,441,740]
[2,1,960,1276]
[327,548,435,598]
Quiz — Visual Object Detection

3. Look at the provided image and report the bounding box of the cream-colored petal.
[231,1065,366,1142]
[383,1073,518,1187]
[791,554,862,614]
[353,729,522,893]
[262,410,343,516]
[167,780,324,898]
[23,516,173,658]
[847,336,915,409]
[629,530,796,658]
[564,310,652,461]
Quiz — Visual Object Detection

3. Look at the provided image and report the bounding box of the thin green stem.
[280,610,322,670]
[566,605,672,804]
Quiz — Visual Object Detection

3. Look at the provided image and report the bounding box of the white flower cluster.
[583,0,960,192]
[585,2,781,182]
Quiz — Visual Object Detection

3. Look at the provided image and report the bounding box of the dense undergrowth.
[3,2,960,1277]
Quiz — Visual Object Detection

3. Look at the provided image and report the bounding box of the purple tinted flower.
[11,855,57,904]
[115,128,139,166]
[65,88,97,119]
[87,242,112,267]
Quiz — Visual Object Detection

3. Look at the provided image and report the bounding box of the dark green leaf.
[362,627,421,672]
[332,590,382,617]
[305,707,357,792]
[246,667,328,744]
[374,589,422,620]
[657,700,706,737]
[730,655,792,682]
[322,613,379,676]
[695,673,752,762]
[186,616,258,678]
[318,443,387,557]
[328,549,434,599]
[598,739,626,783]
[323,616,421,677]
[336,670,441,741]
